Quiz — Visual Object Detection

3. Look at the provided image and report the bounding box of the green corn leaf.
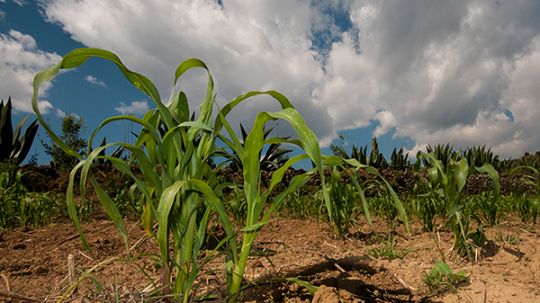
[475,164,500,196]
[157,180,187,267]
[285,277,319,296]
[32,48,165,160]
[214,90,294,133]
[382,178,410,233]
[65,161,90,251]
[263,173,312,222]
[267,154,310,193]
[90,175,128,250]
[453,158,469,194]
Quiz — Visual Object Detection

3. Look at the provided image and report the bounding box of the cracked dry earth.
[1,216,539,302]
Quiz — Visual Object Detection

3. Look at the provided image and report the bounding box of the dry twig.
[0,290,42,303]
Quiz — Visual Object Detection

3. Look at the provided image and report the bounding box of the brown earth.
[1,216,539,303]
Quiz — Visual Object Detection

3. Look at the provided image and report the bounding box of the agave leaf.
[0,98,13,157]
[12,119,39,164]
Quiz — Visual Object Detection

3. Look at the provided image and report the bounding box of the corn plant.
[511,165,540,195]
[411,195,442,231]
[510,194,539,224]
[472,164,501,226]
[0,97,39,165]
[32,48,238,302]
[368,235,407,260]
[215,93,330,302]
[509,165,540,224]
[419,153,496,260]
[279,190,322,219]
[0,168,65,228]
[325,167,358,235]
[32,48,330,302]
[322,156,410,235]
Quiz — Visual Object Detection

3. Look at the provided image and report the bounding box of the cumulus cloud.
[43,0,332,140]
[0,30,61,113]
[114,100,149,116]
[41,0,540,157]
[84,74,106,87]
[55,108,66,118]
[317,0,540,157]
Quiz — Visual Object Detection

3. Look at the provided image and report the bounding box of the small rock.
[312,285,340,303]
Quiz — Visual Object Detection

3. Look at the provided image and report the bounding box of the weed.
[368,236,407,260]
[423,261,468,292]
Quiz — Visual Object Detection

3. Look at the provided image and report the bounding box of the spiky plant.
[461,145,500,171]
[0,97,39,165]
[217,123,292,173]
[390,147,410,170]
[421,144,458,170]
[369,137,388,168]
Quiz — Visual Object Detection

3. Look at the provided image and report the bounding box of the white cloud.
[0,30,61,113]
[114,100,149,116]
[43,0,332,140]
[41,0,540,157]
[373,110,396,138]
[55,108,66,118]
[317,0,540,157]
[84,74,106,87]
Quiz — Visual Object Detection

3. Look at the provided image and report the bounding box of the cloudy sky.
[2,0,540,163]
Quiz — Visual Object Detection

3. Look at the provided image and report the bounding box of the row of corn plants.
[30,48,540,301]
[31,48,341,302]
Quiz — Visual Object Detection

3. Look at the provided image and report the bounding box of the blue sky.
[2,0,540,165]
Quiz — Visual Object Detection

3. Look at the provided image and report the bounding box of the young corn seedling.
[32,48,235,302]
[322,156,410,235]
[214,92,329,302]
[419,153,496,261]
[325,167,358,236]
[474,164,501,226]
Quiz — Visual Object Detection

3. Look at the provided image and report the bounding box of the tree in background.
[42,113,86,171]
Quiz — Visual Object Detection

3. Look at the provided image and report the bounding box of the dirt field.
[1,216,539,302]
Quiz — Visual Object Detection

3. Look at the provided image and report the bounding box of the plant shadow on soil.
[240,255,426,303]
